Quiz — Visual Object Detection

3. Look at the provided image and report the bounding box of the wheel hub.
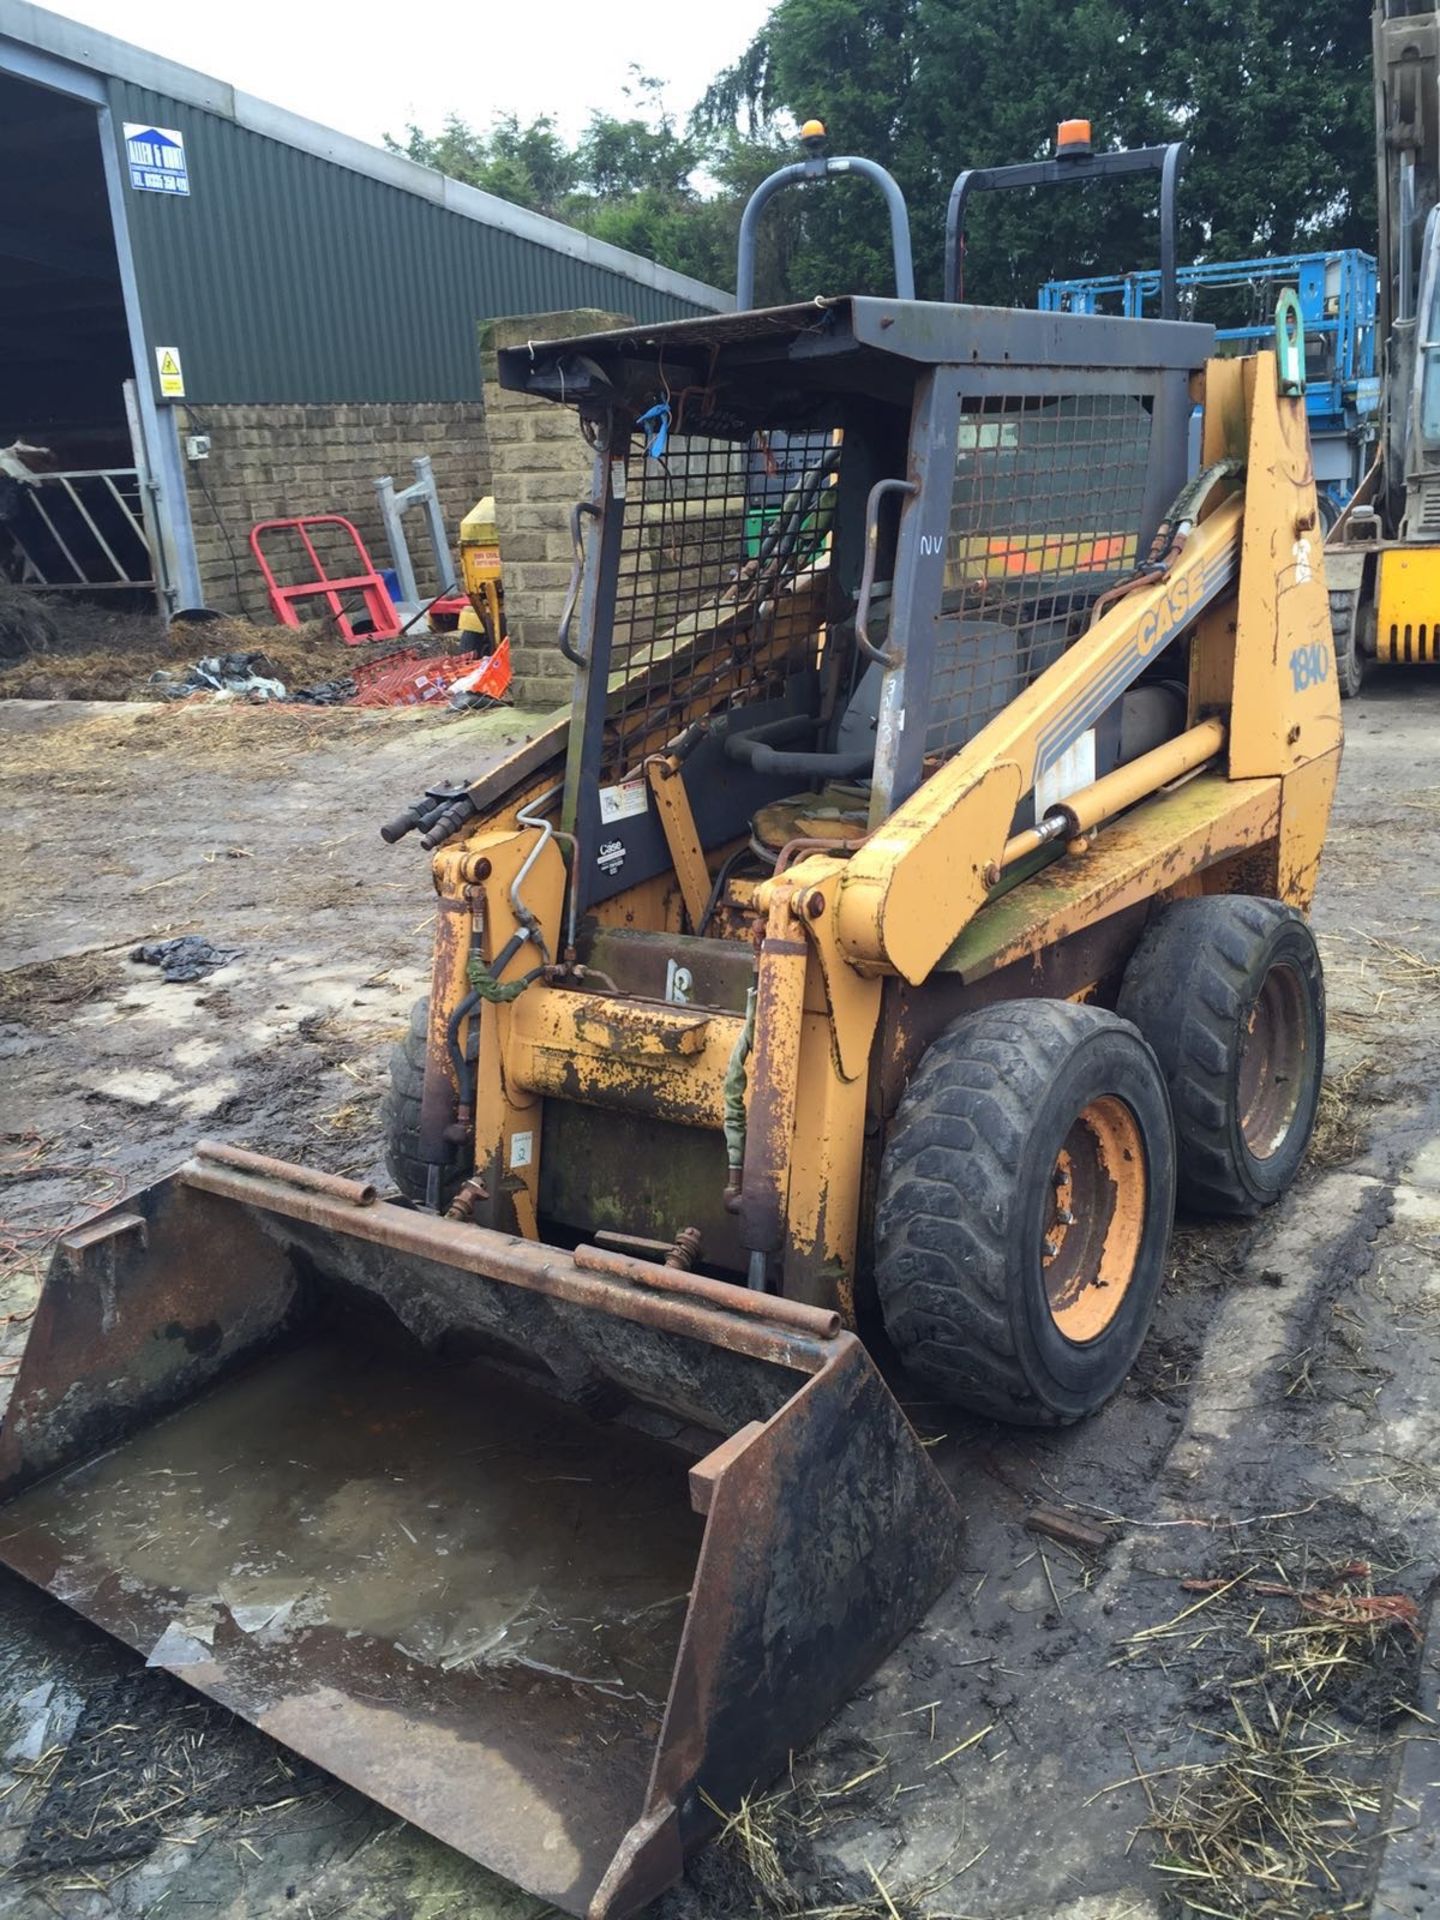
[1043,1096,1146,1343]
[1237,961,1308,1160]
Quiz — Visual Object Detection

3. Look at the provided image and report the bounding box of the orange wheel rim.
[1042,1096,1146,1343]
[1237,962,1308,1160]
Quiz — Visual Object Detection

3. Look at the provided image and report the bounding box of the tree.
[576,72,698,198]
[385,113,578,216]
[387,4,1377,310]
[700,0,1376,307]
[386,76,761,287]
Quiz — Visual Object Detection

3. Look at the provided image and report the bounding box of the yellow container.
[459,494,502,598]
[458,495,503,649]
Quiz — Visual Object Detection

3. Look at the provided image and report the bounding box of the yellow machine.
[455,491,504,648]
[0,146,1339,1920]
[1327,3,1440,687]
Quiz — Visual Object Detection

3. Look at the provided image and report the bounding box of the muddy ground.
[0,677,1438,1920]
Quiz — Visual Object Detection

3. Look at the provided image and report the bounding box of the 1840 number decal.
[1289,642,1330,691]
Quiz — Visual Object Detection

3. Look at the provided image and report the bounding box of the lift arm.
[822,358,1340,985]
[828,494,1244,983]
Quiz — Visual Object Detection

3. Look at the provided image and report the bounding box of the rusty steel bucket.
[0,1145,960,1918]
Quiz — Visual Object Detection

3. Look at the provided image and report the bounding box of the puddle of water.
[7,1339,700,1704]
[0,1337,707,1911]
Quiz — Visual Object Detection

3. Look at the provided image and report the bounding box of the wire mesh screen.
[601,430,839,781]
[929,392,1153,760]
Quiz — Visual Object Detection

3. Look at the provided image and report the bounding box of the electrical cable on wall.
[181,405,253,618]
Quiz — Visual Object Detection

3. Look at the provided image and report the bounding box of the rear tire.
[874,1000,1176,1425]
[1330,586,1367,699]
[383,996,469,1209]
[1117,896,1324,1216]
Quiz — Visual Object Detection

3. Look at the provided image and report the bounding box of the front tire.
[1118,896,1324,1216]
[382,996,469,1209]
[874,1000,1176,1425]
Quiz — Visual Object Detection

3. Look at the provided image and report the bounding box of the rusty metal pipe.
[180,1163,838,1371]
[191,1142,376,1206]
[573,1244,840,1338]
[593,1225,702,1268]
[773,833,868,875]
[1001,717,1228,870]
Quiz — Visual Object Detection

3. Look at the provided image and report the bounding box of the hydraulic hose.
[752,449,841,575]
[737,743,873,778]
[722,712,873,780]
[446,930,545,1110]
[1088,457,1246,631]
[696,844,757,939]
[446,990,482,1114]
[1147,457,1245,562]
[511,787,564,965]
[722,985,758,1212]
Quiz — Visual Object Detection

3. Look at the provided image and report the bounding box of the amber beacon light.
[1056,117,1094,157]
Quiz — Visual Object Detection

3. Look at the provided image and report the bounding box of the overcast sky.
[47,0,776,147]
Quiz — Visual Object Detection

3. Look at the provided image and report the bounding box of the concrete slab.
[1371,1600,1440,1919]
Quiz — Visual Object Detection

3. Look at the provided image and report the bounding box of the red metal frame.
[249,515,400,643]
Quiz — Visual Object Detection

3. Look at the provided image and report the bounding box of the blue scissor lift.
[1040,251,1379,521]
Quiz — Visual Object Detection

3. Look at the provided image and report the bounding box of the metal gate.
[1,466,156,596]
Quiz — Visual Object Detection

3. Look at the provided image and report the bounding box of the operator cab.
[497,127,1211,931]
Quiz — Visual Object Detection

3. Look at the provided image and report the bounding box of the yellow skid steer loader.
[0,138,1340,1918]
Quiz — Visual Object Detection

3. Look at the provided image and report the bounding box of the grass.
[1317,930,1440,1034]
[1115,1550,1419,1918]
[695,1734,993,1919]
[0,689,443,789]
[0,599,408,702]
[0,950,121,1022]
[1279,1302,1389,1409]
[312,1098,371,1137]
[1309,1059,1379,1169]
[8,1677,327,1886]
[1358,933,1440,996]
[0,589,513,724]
[1147,1693,1381,1918]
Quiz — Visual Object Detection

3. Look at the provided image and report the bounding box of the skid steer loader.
[0,135,1340,1919]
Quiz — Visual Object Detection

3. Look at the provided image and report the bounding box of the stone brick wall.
[479,310,633,707]
[177,311,665,710]
[178,401,491,620]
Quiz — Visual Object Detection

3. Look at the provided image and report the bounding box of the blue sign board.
[124,124,190,196]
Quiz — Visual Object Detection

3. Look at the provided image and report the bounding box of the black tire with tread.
[1329,586,1366,700]
[874,999,1176,1426]
[383,996,468,1208]
[1117,895,1324,1218]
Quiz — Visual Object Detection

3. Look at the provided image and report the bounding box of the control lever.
[420,796,478,850]
[380,781,472,846]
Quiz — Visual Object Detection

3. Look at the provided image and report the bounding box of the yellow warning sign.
[155,346,185,398]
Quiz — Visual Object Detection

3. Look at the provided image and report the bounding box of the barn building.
[0,0,728,625]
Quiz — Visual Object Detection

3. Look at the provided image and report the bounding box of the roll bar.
[737,143,915,311]
[944,137,1184,317]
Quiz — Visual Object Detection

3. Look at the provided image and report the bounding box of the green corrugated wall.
[111,82,715,404]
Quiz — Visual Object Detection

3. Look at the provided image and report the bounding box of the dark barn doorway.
[0,70,154,603]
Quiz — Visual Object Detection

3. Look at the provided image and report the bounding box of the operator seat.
[746,606,1188,858]
[747,597,1023,856]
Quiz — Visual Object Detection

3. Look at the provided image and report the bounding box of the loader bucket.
[0,1147,960,1919]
